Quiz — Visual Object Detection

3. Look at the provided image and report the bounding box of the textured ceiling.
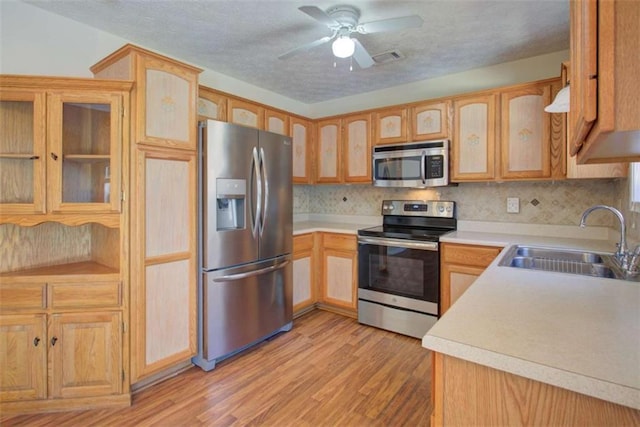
[24,0,569,104]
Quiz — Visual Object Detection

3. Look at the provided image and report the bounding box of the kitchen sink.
[498,245,630,280]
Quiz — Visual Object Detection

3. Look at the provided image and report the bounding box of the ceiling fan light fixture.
[332,36,355,58]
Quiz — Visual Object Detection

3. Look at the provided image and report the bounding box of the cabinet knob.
[51,336,58,346]
[50,152,58,161]
[33,337,40,347]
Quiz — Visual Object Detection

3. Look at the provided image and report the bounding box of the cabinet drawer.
[0,283,46,311]
[323,233,357,251]
[293,233,314,252]
[49,282,121,309]
[442,244,502,268]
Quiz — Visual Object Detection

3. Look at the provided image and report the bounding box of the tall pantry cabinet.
[0,76,132,413]
[91,44,202,384]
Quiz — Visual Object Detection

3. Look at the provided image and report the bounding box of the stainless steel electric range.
[357,200,456,338]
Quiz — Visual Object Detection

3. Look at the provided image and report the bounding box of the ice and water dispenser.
[216,179,245,230]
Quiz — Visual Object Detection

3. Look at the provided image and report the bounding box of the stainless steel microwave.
[372,140,450,188]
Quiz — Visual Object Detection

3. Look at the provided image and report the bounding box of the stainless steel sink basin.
[498,245,627,280]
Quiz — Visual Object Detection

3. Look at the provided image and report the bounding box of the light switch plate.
[507,197,520,213]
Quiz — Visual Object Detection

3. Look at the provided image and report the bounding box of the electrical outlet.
[507,197,520,213]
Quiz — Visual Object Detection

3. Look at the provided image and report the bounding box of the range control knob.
[438,206,445,213]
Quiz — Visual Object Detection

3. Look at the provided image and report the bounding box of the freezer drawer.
[201,256,293,363]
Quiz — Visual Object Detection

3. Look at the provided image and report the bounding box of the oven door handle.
[358,236,438,251]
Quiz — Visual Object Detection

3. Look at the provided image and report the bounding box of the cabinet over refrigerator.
[193,120,293,371]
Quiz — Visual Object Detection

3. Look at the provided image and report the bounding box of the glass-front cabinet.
[0,91,46,215]
[48,92,122,213]
[0,84,125,219]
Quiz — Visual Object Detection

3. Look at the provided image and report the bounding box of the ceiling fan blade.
[278,36,333,60]
[298,5,340,27]
[352,38,375,69]
[357,15,423,34]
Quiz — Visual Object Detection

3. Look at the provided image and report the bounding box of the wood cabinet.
[292,234,316,314]
[431,352,640,426]
[411,101,450,141]
[452,94,497,181]
[452,79,564,182]
[0,276,128,413]
[569,0,640,164]
[291,117,313,184]
[0,77,130,221]
[440,243,502,315]
[319,233,357,315]
[227,98,264,129]
[0,76,131,413]
[374,107,408,145]
[92,44,200,384]
[264,109,289,136]
[342,113,372,183]
[316,119,342,183]
[500,83,552,179]
[92,44,200,151]
[558,62,627,179]
[197,86,227,121]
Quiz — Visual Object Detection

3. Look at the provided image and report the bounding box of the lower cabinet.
[440,243,502,314]
[319,233,358,315]
[292,233,316,314]
[431,352,640,426]
[0,278,128,413]
[292,232,358,317]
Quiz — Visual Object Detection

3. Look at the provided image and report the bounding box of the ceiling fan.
[278,5,423,69]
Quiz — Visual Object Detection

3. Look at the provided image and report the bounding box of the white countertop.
[424,232,640,410]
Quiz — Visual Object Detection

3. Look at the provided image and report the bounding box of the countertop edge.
[422,335,640,410]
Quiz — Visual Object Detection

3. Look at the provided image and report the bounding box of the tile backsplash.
[295,178,638,244]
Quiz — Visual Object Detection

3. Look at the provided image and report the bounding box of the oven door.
[357,236,439,315]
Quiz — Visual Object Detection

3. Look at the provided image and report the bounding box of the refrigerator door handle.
[212,259,290,282]
[251,147,262,238]
[259,147,269,236]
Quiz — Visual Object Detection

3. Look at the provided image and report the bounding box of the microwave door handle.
[421,151,427,185]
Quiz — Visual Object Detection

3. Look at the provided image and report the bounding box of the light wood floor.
[2,310,433,426]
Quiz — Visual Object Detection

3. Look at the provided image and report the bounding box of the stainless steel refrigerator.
[193,120,293,371]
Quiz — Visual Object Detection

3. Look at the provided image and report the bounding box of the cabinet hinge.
[122,370,125,382]
[121,191,126,202]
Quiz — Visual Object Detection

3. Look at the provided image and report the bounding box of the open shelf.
[0,260,119,278]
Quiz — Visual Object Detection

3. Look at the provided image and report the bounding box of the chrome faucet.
[579,205,640,275]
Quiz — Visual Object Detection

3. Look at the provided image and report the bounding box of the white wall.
[1,0,567,118]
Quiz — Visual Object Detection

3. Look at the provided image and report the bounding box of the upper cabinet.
[569,0,640,163]
[374,107,408,145]
[411,101,450,141]
[0,77,131,221]
[316,118,342,183]
[343,113,372,183]
[227,98,264,129]
[499,82,551,179]
[197,86,227,121]
[91,44,201,151]
[264,109,290,136]
[452,94,497,181]
[291,117,313,184]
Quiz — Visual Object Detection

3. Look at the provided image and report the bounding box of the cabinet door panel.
[293,254,313,312]
[49,312,121,399]
[323,250,356,309]
[265,110,289,136]
[0,92,46,215]
[412,101,450,140]
[198,89,227,121]
[291,118,312,184]
[374,108,407,145]
[47,92,123,213]
[344,114,371,182]
[316,120,341,183]
[0,314,46,401]
[452,95,496,181]
[501,86,551,179]
[145,69,191,144]
[228,99,263,129]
